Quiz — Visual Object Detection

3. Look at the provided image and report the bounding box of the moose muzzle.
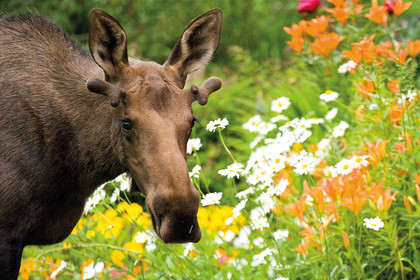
[148,187,202,243]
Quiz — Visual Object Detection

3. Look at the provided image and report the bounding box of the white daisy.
[251,248,272,266]
[363,216,384,231]
[236,187,255,199]
[273,229,289,241]
[320,90,339,102]
[350,155,370,169]
[201,192,223,206]
[82,261,104,280]
[243,115,264,133]
[324,165,338,178]
[267,179,289,196]
[270,114,289,123]
[332,121,349,137]
[183,243,194,256]
[186,138,202,154]
[293,158,317,175]
[50,260,68,279]
[251,216,270,231]
[271,97,291,113]
[325,107,338,120]
[316,138,331,158]
[233,199,247,217]
[189,165,201,179]
[257,192,276,214]
[338,60,357,73]
[218,162,244,179]
[134,231,149,243]
[336,158,354,175]
[206,118,229,132]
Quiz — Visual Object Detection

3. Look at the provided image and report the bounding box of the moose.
[0,8,222,278]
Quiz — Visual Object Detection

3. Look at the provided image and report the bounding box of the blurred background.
[0,0,305,64]
[1,0,419,198]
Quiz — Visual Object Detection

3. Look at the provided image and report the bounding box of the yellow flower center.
[343,164,349,170]
[325,90,333,95]
[275,158,281,163]
[356,158,362,162]
[278,103,283,107]
[302,164,308,169]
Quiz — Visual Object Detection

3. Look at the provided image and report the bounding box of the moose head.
[86,9,222,243]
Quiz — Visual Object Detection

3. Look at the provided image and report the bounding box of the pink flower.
[298,0,321,13]
[384,0,396,13]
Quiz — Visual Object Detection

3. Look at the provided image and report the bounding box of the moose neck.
[56,60,127,195]
[78,88,126,193]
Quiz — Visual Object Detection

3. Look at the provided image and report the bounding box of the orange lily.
[393,143,407,153]
[326,2,354,25]
[307,15,330,37]
[388,105,403,120]
[340,193,366,215]
[287,36,305,53]
[377,187,399,212]
[284,22,304,37]
[327,0,346,6]
[403,196,412,214]
[293,240,310,255]
[285,199,308,223]
[363,139,389,166]
[399,132,413,145]
[343,35,377,65]
[386,0,412,16]
[387,80,400,94]
[414,174,420,185]
[356,80,376,99]
[365,0,388,25]
[416,185,420,203]
[407,40,420,58]
[311,32,345,57]
[341,231,350,250]
[356,104,365,119]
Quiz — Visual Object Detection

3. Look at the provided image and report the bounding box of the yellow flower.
[136,213,152,227]
[71,218,87,234]
[110,250,125,267]
[123,241,144,254]
[104,208,118,219]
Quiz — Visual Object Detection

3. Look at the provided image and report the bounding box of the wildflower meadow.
[19,0,419,279]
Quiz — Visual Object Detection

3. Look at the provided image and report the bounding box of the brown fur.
[0,9,222,278]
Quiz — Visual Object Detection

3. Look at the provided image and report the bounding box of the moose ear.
[89,9,129,82]
[165,9,222,87]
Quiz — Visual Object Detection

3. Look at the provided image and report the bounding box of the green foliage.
[1,0,301,64]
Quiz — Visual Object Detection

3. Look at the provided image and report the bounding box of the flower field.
[19,0,420,279]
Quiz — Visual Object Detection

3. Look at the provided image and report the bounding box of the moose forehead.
[123,61,193,115]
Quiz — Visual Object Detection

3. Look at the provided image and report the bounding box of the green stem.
[217,127,236,163]
[193,150,210,193]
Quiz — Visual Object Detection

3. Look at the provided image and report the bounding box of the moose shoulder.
[0,9,222,278]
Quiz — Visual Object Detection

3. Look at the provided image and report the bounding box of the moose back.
[0,9,222,278]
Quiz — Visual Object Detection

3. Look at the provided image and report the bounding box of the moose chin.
[0,8,222,278]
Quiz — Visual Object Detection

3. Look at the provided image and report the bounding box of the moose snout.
[159,212,202,244]
[148,187,201,243]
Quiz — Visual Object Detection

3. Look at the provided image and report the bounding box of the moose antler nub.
[189,77,222,105]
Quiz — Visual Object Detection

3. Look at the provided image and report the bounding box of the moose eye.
[191,116,199,128]
[121,119,132,131]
